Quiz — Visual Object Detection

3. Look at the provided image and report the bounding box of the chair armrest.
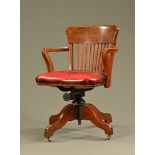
[42,47,69,71]
[103,47,118,54]
[102,48,118,88]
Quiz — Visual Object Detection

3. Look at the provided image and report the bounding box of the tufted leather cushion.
[36,70,106,87]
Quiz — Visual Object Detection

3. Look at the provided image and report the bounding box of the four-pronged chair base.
[44,103,113,141]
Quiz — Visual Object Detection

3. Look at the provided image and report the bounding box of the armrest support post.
[102,48,118,88]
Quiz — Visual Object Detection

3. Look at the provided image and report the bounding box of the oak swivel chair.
[36,25,119,141]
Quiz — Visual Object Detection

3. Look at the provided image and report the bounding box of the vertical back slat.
[79,44,83,70]
[83,44,87,70]
[100,43,104,72]
[96,44,102,72]
[76,44,79,70]
[91,43,95,71]
[69,44,73,70]
[94,43,99,71]
[87,43,91,70]
[99,51,103,73]
[105,43,109,48]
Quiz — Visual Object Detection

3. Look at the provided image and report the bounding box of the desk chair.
[36,25,119,141]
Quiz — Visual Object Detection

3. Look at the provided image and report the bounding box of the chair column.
[63,90,85,125]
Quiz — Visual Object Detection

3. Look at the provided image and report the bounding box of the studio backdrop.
[21,0,134,155]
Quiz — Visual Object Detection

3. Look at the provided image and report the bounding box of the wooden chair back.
[66,25,119,72]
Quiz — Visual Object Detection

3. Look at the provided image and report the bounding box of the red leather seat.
[36,70,106,87]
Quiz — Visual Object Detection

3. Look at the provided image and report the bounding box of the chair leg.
[100,113,112,123]
[49,104,74,124]
[44,104,76,141]
[85,103,112,123]
[82,103,113,137]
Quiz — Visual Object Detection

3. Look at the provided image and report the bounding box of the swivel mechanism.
[63,90,85,125]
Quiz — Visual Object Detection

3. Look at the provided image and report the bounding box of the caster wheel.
[107,135,111,140]
[47,138,51,142]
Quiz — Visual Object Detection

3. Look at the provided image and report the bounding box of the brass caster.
[107,135,111,140]
[47,138,51,142]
